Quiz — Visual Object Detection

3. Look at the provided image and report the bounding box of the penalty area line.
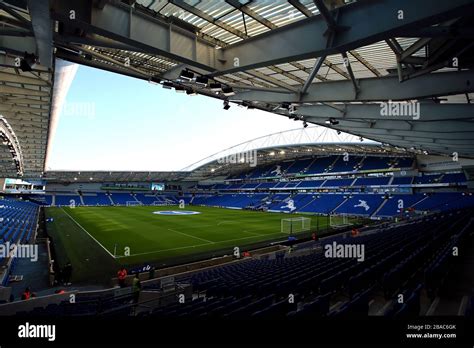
[167,228,214,244]
[61,208,116,259]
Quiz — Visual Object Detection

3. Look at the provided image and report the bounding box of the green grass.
[45,205,337,284]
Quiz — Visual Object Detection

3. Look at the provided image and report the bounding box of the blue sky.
[47,65,299,171]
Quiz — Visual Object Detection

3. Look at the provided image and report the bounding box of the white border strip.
[61,208,116,259]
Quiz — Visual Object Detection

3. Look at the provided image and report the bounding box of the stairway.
[387,176,394,185]
[371,198,388,217]
[330,197,349,214]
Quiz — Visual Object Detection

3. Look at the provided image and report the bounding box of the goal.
[126,201,143,207]
[281,217,311,235]
[329,214,351,228]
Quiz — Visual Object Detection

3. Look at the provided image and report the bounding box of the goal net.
[329,214,351,228]
[281,217,311,235]
[126,201,143,207]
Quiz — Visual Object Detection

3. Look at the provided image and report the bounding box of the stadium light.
[222,86,235,96]
[179,69,194,81]
[195,76,208,86]
[162,81,173,89]
[174,86,186,93]
[223,100,230,110]
[149,76,161,84]
[20,53,38,72]
[209,82,222,92]
[242,101,254,109]
[186,89,197,96]
[303,121,308,128]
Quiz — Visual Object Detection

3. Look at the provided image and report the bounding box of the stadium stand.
[1,1,474,341]
[54,195,81,207]
[0,200,39,263]
[82,193,112,206]
[19,209,471,318]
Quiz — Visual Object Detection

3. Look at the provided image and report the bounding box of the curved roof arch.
[180,125,377,171]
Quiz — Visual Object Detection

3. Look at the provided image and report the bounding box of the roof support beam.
[306,121,474,155]
[231,70,474,103]
[170,0,248,39]
[300,56,325,96]
[225,0,277,30]
[27,0,53,68]
[288,0,313,17]
[52,1,218,72]
[213,0,474,75]
[400,37,431,61]
[341,51,359,94]
[297,103,474,122]
[246,70,299,92]
[0,2,30,27]
[313,0,338,32]
[51,0,474,75]
[308,118,474,134]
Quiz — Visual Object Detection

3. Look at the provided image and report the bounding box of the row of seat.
[132,211,469,318]
[184,192,474,217]
[229,155,415,179]
[19,208,473,317]
[0,199,39,264]
[30,193,178,207]
[204,172,466,191]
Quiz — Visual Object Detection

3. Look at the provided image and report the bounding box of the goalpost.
[126,201,143,207]
[281,217,311,235]
[329,214,351,228]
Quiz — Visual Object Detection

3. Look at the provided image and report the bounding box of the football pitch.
[45,205,340,283]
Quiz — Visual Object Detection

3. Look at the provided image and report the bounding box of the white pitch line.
[167,228,214,244]
[61,208,116,259]
[115,242,212,258]
[116,231,289,258]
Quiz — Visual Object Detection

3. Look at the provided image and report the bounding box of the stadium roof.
[42,170,188,183]
[1,0,474,178]
[44,140,414,183]
[0,0,52,177]
[184,141,415,182]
